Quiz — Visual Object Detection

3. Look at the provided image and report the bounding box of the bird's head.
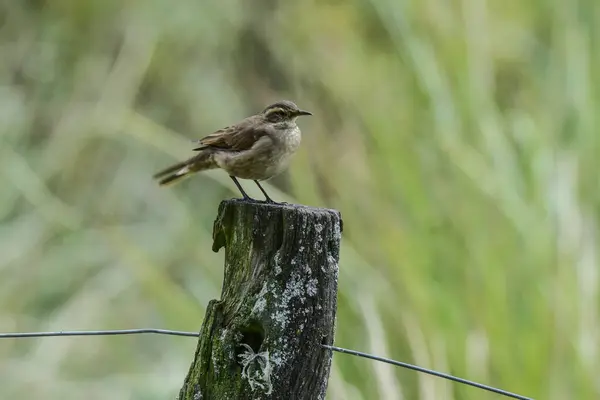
[261,100,312,124]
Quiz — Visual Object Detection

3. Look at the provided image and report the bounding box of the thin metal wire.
[0,329,533,400]
[321,344,533,400]
[0,329,198,338]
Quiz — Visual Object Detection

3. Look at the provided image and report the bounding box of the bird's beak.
[295,110,312,116]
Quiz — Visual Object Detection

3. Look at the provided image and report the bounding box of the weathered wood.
[179,199,342,400]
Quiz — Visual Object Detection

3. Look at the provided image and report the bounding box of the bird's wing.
[192,117,270,152]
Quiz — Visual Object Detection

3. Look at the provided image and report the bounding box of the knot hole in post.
[238,319,265,355]
[237,320,272,394]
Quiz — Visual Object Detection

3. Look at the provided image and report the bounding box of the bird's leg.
[254,180,276,203]
[230,176,252,201]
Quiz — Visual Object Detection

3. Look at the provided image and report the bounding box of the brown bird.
[153,100,312,203]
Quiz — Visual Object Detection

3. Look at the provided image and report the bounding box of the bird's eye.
[267,110,286,121]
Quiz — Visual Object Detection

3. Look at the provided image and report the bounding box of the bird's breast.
[215,125,302,181]
[277,125,302,153]
[259,126,301,177]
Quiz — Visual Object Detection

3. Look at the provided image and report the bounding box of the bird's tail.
[153,152,215,186]
[153,161,192,186]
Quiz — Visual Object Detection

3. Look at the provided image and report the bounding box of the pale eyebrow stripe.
[266,107,285,115]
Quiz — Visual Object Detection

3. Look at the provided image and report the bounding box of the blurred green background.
[1,0,598,399]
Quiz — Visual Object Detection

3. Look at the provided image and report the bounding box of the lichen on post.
[179,199,342,400]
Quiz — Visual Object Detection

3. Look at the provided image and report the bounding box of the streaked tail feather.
[156,166,192,186]
[153,161,189,180]
[153,151,215,187]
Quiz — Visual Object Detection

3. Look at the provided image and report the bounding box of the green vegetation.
[1,0,598,399]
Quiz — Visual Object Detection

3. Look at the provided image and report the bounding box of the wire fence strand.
[0,328,533,400]
[321,344,532,400]
[0,329,198,338]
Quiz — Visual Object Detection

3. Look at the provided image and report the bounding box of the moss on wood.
[179,200,342,400]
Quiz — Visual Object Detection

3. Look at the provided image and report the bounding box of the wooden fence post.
[178,199,342,400]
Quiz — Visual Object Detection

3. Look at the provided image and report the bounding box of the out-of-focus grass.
[1,0,598,399]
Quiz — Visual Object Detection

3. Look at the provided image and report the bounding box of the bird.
[153,100,312,203]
